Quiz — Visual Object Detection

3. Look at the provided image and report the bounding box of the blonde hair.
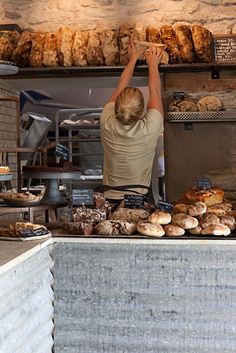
[115,87,144,125]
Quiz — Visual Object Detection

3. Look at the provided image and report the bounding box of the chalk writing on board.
[214,35,236,63]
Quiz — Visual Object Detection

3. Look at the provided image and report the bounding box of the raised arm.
[107,40,144,103]
[145,47,164,116]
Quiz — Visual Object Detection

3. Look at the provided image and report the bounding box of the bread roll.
[220,215,235,231]
[164,224,185,237]
[101,29,119,66]
[11,31,33,67]
[191,25,213,63]
[201,223,231,236]
[174,24,196,63]
[207,202,232,216]
[197,96,223,112]
[137,221,165,237]
[148,210,171,225]
[57,26,74,66]
[173,203,189,214]
[0,30,20,61]
[188,202,207,217]
[159,24,182,64]
[87,30,104,66]
[172,213,198,229]
[201,213,220,228]
[188,225,202,235]
[72,30,89,66]
[29,32,46,67]
[43,32,59,66]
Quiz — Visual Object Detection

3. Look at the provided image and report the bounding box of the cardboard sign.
[124,194,144,209]
[72,188,94,206]
[214,35,236,63]
[55,143,69,160]
[173,91,185,101]
[157,200,173,213]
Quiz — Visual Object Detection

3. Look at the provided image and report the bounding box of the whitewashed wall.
[0,0,235,34]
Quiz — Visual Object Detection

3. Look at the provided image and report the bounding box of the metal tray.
[167,110,236,122]
[3,199,41,207]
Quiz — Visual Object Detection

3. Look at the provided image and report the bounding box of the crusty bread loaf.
[197,96,223,112]
[159,24,182,64]
[191,25,213,63]
[164,224,185,237]
[118,27,133,65]
[169,99,198,112]
[207,202,232,216]
[220,215,235,231]
[174,24,196,63]
[72,30,89,66]
[173,203,189,214]
[73,207,106,224]
[200,213,220,228]
[188,225,202,235]
[0,30,20,61]
[137,221,165,237]
[111,208,150,223]
[29,32,46,67]
[201,223,231,236]
[57,26,74,66]
[94,220,136,235]
[146,26,162,44]
[43,32,59,66]
[172,213,198,229]
[11,31,33,67]
[64,222,94,235]
[87,30,104,66]
[148,210,171,225]
[101,29,119,66]
[188,202,207,217]
[185,187,224,206]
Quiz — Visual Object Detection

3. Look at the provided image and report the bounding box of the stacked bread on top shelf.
[0,23,214,68]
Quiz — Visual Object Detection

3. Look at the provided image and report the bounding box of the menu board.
[214,35,236,63]
[72,188,94,206]
[55,143,69,160]
[124,195,144,209]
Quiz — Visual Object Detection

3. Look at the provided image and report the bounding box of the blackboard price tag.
[124,194,144,209]
[55,143,69,160]
[72,188,94,206]
[195,178,212,190]
[173,91,185,101]
[157,200,173,213]
[214,35,236,63]
[19,227,49,239]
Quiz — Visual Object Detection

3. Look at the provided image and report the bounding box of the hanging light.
[0,61,19,75]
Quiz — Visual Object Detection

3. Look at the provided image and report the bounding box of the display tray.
[167,110,236,122]
[1,199,41,207]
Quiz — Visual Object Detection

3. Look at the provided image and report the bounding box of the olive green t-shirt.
[100,102,163,199]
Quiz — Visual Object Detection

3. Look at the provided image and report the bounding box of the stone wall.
[0,0,235,34]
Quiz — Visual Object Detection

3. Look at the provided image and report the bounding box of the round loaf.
[188,225,202,235]
[220,215,235,231]
[201,213,220,228]
[148,210,171,225]
[164,224,185,237]
[207,202,232,216]
[188,202,207,217]
[185,187,224,206]
[173,203,189,214]
[201,223,231,236]
[137,221,165,237]
[172,213,198,229]
[197,95,223,112]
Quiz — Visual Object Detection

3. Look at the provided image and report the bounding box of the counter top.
[1,235,236,275]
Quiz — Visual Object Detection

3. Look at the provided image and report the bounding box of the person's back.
[100,41,164,201]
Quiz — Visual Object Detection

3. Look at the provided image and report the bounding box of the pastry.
[172,213,198,229]
[164,224,185,237]
[197,96,223,112]
[0,166,10,173]
[137,221,165,237]
[148,210,171,225]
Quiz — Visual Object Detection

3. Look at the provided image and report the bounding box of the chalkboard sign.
[157,200,173,213]
[19,227,49,240]
[195,178,212,190]
[214,35,236,63]
[55,143,69,160]
[72,188,94,205]
[173,91,185,101]
[124,194,144,209]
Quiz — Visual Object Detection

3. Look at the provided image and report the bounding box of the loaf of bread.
[185,187,224,206]
[200,213,220,228]
[94,220,136,235]
[207,202,232,216]
[174,24,196,63]
[137,221,165,237]
[86,30,104,66]
[164,224,185,237]
[159,24,182,64]
[188,225,202,235]
[169,99,198,112]
[119,27,133,65]
[201,223,231,236]
[172,213,198,229]
[197,96,223,112]
[101,29,119,66]
[111,207,150,223]
[220,215,235,231]
[146,26,162,44]
[73,207,107,224]
[43,32,59,66]
[191,25,213,63]
[64,222,94,235]
[188,202,207,217]
[57,26,74,66]
[11,31,33,67]
[0,30,20,61]
[173,203,189,214]
[148,210,171,225]
[29,32,46,67]
[72,30,88,66]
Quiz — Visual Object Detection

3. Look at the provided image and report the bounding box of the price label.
[214,35,236,63]
[124,194,144,209]
[72,188,94,206]
[173,91,185,101]
[19,227,49,239]
[195,178,212,190]
[157,200,173,213]
[55,143,69,160]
